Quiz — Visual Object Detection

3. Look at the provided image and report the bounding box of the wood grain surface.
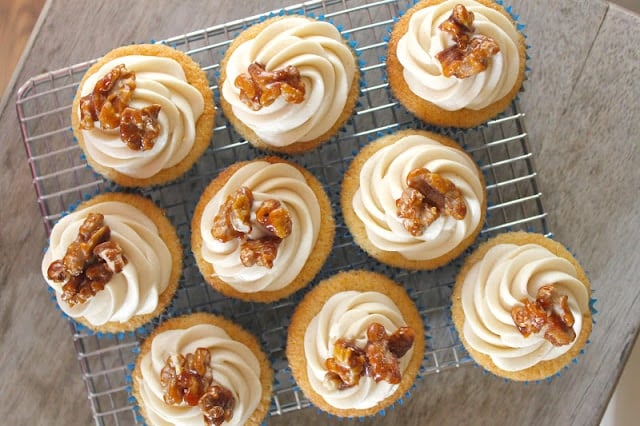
[0,1,638,425]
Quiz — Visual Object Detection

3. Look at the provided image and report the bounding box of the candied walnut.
[48,212,127,306]
[511,299,547,337]
[94,240,128,273]
[199,385,236,426]
[397,168,466,236]
[211,186,293,268]
[79,64,136,130]
[324,323,416,391]
[435,4,500,79]
[212,187,254,242]
[396,187,439,236]
[119,104,162,151]
[234,62,305,111]
[47,260,69,283]
[511,284,577,346]
[388,326,416,358]
[239,236,281,269]
[255,199,292,239]
[324,338,367,390]
[161,349,214,407]
[365,323,401,384]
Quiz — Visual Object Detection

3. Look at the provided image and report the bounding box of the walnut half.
[511,284,577,346]
[435,4,500,79]
[396,168,466,236]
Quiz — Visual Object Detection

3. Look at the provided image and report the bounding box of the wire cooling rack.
[17,0,548,424]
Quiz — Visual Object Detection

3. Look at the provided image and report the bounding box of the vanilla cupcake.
[191,157,334,302]
[219,16,360,154]
[387,0,526,127]
[341,129,486,270]
[452,232,593,381]
[41,192,182,333]
[133,313,272,426]
[287,270,424,417]
[71,44,215,187]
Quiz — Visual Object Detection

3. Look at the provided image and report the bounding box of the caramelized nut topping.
[211,187,254,242]
[435,4,500,79]
[234,62,305,111]
[365,323,401,384]
[47,212,127,307]
[323,323,415,390]
[161,349,236,425]
[79,64,136,130]
[78,64,162,150]
[239,236,281,269]
[160,348,214,407]
[396,168,466,236]
[199,385,236,426]
[324,339,367,390]
[255,199,292,239]
[211,186,293,269]
[119,105,161,151]
[511,284,577,346]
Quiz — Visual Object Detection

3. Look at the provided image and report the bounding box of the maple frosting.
[41,201,172,326]
[461,243,590,371]
[304,291,414,409]
[138,323,262,425]
[199,161,320,293]
[221,17,356,146]
[396,0,521,111]
[78,55,205,179]
[352,133,484,260]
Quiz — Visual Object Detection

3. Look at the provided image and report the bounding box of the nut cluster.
[79,64,162,151]
[435,4,500,79]
[324,323,416,390]
[396,168,467,236]
[511,284,577,346]
[234,62,305,111]
[47,212,127,307]
[211,186,292,268]
[159,348,236,426]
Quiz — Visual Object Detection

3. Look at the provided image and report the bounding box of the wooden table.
[1,0,638,424]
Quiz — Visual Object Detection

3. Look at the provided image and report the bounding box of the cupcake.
[41,192,182,333]
[387,0,527,128]
[341,129,486,270]
[71,43,215,187]
[132,312,273,426]
[451,232,593,381]
[287,270,424,417]
[219,16,360,154]
[191,157,334,302]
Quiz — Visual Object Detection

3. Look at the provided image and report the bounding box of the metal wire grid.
[16,0,548,424]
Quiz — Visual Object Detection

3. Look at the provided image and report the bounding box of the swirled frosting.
[78,55,205,178]
[304,291,414,409]
[461,243,590,371]
[41,201,172,325]
[221,17,356,146]
[396,0,521,110]
[199,161,320,293]
[353,133,484,260]
[138,323,262,425]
